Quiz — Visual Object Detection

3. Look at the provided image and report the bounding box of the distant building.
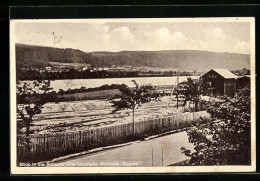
[82,67,89,71]
[116,67,127,71]
[52,69,63,73]
[82,64,92,71]
[59,66,67,69]
[201,69,237,97]
[45,67,52,71]
[123,65,132,70]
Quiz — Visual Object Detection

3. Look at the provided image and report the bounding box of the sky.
[14,20,251,54]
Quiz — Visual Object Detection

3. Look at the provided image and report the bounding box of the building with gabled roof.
[201,69,237,97]
[211,69,238,79]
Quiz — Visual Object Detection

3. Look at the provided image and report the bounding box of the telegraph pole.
[176,75,179,109]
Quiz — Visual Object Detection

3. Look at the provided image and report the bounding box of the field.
[59,89,121,101]
[58,86,174,101]
[18,95,188,134]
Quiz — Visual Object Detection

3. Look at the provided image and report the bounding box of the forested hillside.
[16,43,250,71]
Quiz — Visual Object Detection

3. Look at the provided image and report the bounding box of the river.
[50,76,198,91]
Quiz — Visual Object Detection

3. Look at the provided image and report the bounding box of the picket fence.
[17,111,210,162]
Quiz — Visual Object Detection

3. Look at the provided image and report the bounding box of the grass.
[57,86,170,102]
[59,89,121,101]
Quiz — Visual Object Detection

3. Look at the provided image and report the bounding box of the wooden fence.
[17,111,210,162]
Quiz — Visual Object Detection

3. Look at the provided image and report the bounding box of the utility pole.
[161,141,164,166]
[152,148,154,166]
[168,75,179,108]
[176,75,179,109]
[132,107,135,135]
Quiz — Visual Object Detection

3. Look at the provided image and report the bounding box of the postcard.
[10,17,255,174]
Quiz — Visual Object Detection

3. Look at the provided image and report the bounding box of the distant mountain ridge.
[15,43,250,71]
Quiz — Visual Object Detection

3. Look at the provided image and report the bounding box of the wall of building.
[224,79,236,97]
[201,70,225,95]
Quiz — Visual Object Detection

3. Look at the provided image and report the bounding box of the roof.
[203,69,237,79]
[237,75,250,79]
[237,75,250,78]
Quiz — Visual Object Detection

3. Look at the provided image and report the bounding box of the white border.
[10,17,256,174]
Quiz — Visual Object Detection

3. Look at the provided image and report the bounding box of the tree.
[181,85,251,165]
[16,80,57,152]
[58,88,65,96]
[110,80,159,134]
[179,78,202,112]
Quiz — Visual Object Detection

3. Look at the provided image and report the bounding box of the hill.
[15,43,250,71]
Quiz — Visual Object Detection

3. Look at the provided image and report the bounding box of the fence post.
[79,131,82,149]
[16,111,209,163]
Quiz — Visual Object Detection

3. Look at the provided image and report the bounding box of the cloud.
[143,27,207,51]
[15,23,251,54]
[205,27,226,40]
[233,41,250,54]
[200,27,250,53]
[109,26,136,44]
[98,26,137,51]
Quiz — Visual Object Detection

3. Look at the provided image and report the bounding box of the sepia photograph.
[10,18,255,174]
